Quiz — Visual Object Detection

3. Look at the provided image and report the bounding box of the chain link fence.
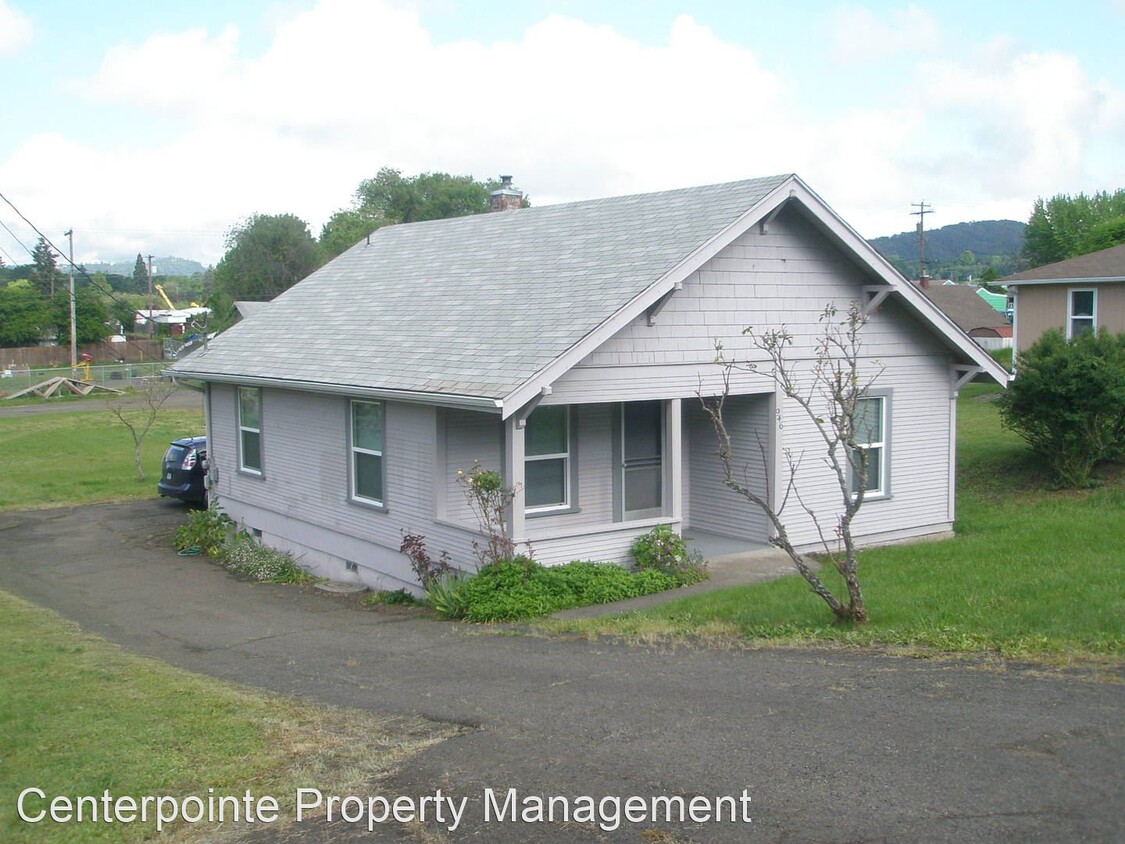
[1,362,166,393]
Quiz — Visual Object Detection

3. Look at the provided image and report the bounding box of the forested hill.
[870,220,1025,262]
[869,219,1026,280]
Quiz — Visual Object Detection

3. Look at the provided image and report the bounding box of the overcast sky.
[1,0,1122,268]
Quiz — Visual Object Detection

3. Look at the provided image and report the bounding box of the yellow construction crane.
[154,283,176,310]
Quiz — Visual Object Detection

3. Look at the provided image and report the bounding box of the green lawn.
[0,591,456,842]
[549,385,1125,660]
[0,407,204,509]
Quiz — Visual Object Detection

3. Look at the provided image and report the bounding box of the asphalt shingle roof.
[919,284,1009,333]
[173,175,790,400]
[1003,243,1125,282]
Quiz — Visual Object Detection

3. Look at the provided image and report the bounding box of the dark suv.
[158,436,207,504]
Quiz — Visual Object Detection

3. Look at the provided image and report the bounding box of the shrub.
[174,504,235,556]
[220,535,317,584]
[366,588,419,607]
[629,525,709,585]
[998,329,1125,487]
[424,572,471,620]
[439,557,683,623]
[174,506,315,584]
[399,532,453,588]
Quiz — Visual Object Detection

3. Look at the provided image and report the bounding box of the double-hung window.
[1067,289,1096,339]
[238,387,263,474]
[351,400,384,506]
[850,396,886,498]
[525,405,569,512]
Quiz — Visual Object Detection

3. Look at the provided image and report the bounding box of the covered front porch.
[493,393,776,566]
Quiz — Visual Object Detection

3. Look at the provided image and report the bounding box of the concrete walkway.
[1,499,1121,843]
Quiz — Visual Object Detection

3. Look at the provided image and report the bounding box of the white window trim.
[237,387,263,476]
[525,406,570,514]
[1066,288,1097,340]
[350,400,385,508]
[850,394,889,500]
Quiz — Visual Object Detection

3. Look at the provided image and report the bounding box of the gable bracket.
[862,285,892,317]
[951,365,983,395]
[758,199,788,235]
[515,386,552,429]
[646,281,683,326]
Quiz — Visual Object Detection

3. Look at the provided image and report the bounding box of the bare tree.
[701,303,883,624]
[110,378,176,481]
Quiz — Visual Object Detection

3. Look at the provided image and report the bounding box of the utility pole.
[147,254,155,337]
[911,201,933,284]
[65,229,76,368]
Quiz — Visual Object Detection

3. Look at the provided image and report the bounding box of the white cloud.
[0,0,32,58]
[4,0,1122,263]
[827,4,941,66]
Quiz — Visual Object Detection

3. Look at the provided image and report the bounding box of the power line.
[0,188,161,326]
[0,217,34,259]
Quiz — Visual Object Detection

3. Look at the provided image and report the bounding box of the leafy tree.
[214,214,319,301]
[0,281,51,346]
[1074,215,1125,256]
[320,168,510,260]
[29,237,60,298]
[51,287,111,344]
[998,329,1125,487]
[129,254,149,296]
[319,208,381,260]
[1024,190,1125,267]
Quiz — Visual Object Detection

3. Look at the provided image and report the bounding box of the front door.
[621,401,664,520]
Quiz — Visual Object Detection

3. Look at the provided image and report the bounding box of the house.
[170,174,1008,591]
[917,283,1012,350]
[1003,243,1125,354]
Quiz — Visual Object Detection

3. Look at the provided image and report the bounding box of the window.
[1067,289,1096,339]
[238,387,262,474]
[351,400,384,505]
[525,405,569,511]
[850,396,886,498]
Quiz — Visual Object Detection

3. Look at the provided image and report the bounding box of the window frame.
[1066,288,1097,340]
[237,386,263,476]
[349,399,386,509]
[849,393,891,500]
[524,405,572,515]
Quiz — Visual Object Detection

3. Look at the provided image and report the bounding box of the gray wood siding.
[685,395,770,543]
[776,353,954,549]
[552,207,947,403]
[442,408,503,527]
[207,385,484,585]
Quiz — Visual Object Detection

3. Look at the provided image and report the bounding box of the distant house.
[918,283,1012,350]
[1003,243,1125,353]
[170,174,1008,591]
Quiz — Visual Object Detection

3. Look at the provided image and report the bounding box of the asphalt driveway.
[0,499,1121,842]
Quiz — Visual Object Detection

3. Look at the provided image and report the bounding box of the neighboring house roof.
[919,285,1010,334]
[975,288,1008,313]
[1003,243,1125,285]
[171,174,1007,415]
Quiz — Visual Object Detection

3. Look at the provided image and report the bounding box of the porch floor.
[682,528,770,560]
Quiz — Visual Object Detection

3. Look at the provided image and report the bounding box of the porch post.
[667,398,682,524]
[504,414,526,542]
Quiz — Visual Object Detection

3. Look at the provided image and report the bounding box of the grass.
[0,590,459,842]
[548,384,1125,660]
[0,406,204,509]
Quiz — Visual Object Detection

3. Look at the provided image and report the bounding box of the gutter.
[165,370,504,413]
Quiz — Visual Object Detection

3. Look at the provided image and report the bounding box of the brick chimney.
[490,175,524,212]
